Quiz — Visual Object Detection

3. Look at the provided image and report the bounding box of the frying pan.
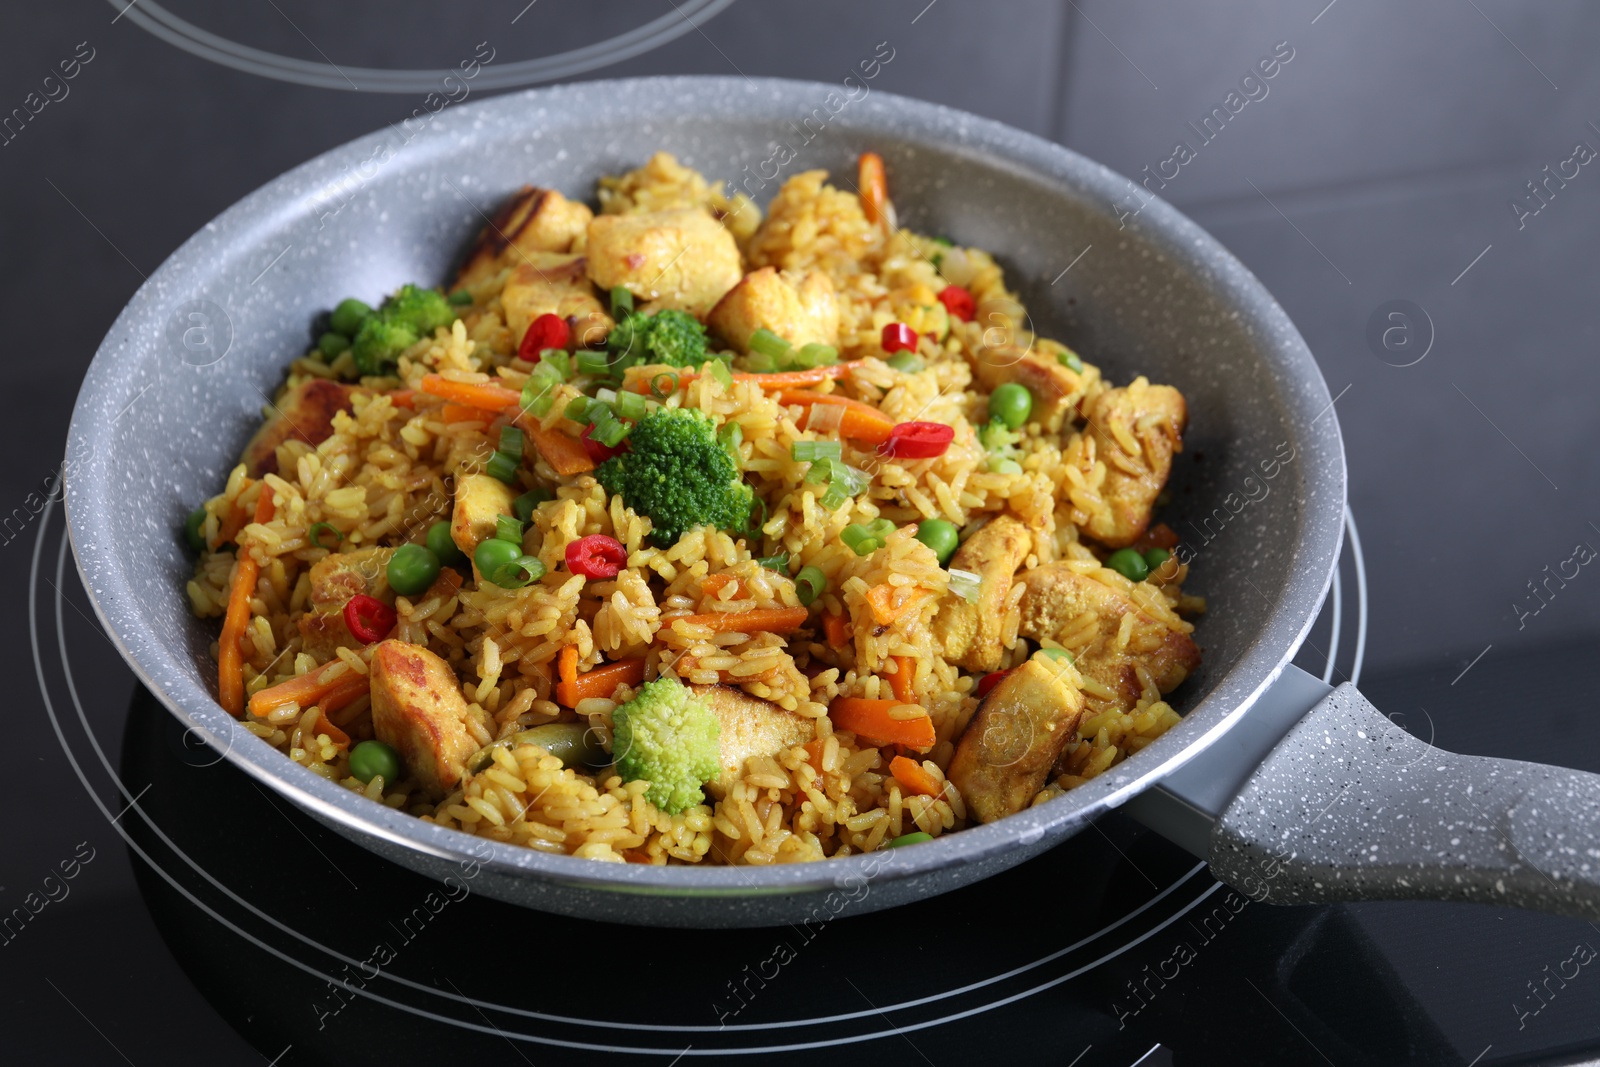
[65,77,1600,928]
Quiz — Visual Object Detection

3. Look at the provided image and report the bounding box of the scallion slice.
[792,440,842,463]
[490,554,546,589]
[795,565,826,606]
[307,522,342,550]
[498,426,524,461]
[513,488,552,522]
[486,450,520,485]
[615,390,647,421]
[496,514,525,544]
[748,328,792,360]
[948,568,982,603]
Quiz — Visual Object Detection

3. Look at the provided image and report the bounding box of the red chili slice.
[566,534,628,579]
[518,313,571,360]
[880,322,918,354]
[937,285,976,322]
[976,670,1009,699]
[343,593,397,643]
[580,422,628,463]
[880,421,954,459]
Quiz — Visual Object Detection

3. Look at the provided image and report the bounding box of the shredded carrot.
[823,612,850,647]
[314,711,352,748]
[218,488,276,716]
[522,421,595,475]
[214,479,257,547]
[802,738,826,771]
[248,657,366,718]
[385,389,417,409]
[419,373,521,411]
[889,655,917,704]
[701,573,740,598]
[555,657,646,708]
[627,362,858,394]
[864,583,927,627]
[889,755,942,797]
[558,644,579,690]
[440,403,485,424]
[828,696,936,750]
[667,607,810,635]
[777,390,896,444]
[859,151,889,227]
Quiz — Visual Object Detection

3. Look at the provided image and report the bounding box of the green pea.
[184,507,208,553]
[349,740,403,784]
[887,831,934,848]
[473,536,521,582]
[1143,548,1172,573]
[914,518,960,566]
[330,298,372,337]
[387,543,441,596]
[317,331,350,358]
[1105,547,1149,583]
[426,520,466,567]
[886,351,924,373]
[988,383,1032,430]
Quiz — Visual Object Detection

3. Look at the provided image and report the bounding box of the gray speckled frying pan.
[64,77,1600,928]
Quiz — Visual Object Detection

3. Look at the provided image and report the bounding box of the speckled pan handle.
[1209,684,1600,920]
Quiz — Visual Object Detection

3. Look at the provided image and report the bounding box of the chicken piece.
[707,267,840,353]
[296,547,395,659]
[930,515,1033,673]
[972,346,1093,434]
[948,657,1085,823]
[452,185,593,289]
[240,379,356,477]
[500,252,615,351]
[691,684,815,782]
[585,208,743,317]
[1016,562,1200,712]
[369,640,480,799]
[1078,379,1186,547]
[450,473,517,558]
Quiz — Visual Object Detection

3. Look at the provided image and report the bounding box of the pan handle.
[1201,681,1600,920]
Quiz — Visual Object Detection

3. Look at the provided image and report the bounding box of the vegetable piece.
[419,374,521,411]
[351,285,458,376]
[566,534,627,579]
[318,331,349,358]
[748,327,791,360]
[889,754,942,797]
[975,670,1009,699]
[667,607,810,635]
[947,568,982,603]
[485,449,520,484]
[1059,348,1085,373]
[247,658,369,719]
[498,425,525,461]
[580,422,628,464]
[880,421,954,459]
[448,288,474,306]
[217,488,275,717]
[608,308,712,370]
[513,488,552,522]
[988,382,1033,430]
[778,390,896,445]
[936,285,976,322]
[184,507,207,553]
[858,151,889,227]
[889,655,917,704]
[440,403,482,424]
[611,675,723,813]
[555,657,646,708]
[490,554,545,589]
[595,407,752,547]
[308,522,343,550]
[558,643,579,691]
[1143,547,1172,572]
[841,518,896,557]
[887,831,934,848]
[386,543,441,597]
[473,537,520,582]
[881,322,917,354]
[426,520,466,567]
[1039,647,1074,663]
[794,565,826,607]
[828,696,937,750]
[331,298,373,337]
[913,518,959,566]
[522,422,596,476]
[349,740,403,785]
[823,612,850,647]
[518,312,570,359]
[495,515,525,545]
[886,351,925,373]
[468,722,609,774]
[791,440,842,463]
[1105,547,1150,583]
[343,593,397,643]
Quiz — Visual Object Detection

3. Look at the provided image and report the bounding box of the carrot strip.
[213,479,257,547]
[558,644,579,690]
[625,362,858,394]
[889,655,917,704]
[802,738,826,771]
[522,422,595,475]
[889,754,942,797]
[823,612,850,647]
[865,585,896,626]
[555,657,646,708]
[828,696,936,751]
[859,151,889,227]
[419,373,521,411]
[440,403,485,424]
[218,488,276,717]
[385,389,417,409]
[777,390,895,444]
[248,657,366,718]
[701,573,740,598]
[424,566,464,602]
[667,607,810,635]
[314,711,352,748]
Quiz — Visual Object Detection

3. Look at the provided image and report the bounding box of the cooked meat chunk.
[931,515,1033,672]
[296,547,394,659]
[707,267,840,353]
[585,208,742,317]
[451,473,518,559]
[453,185,593,289]
[240,379,356,477]
[972,346,1093,434]
[500,253,615,351]
[691,684,814,782]
[369,640,479,799]
[1016,562,1200,711]
[948,656,1085,823]
[1078,378,1186,547]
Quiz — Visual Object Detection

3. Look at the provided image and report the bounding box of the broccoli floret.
[612,675,722,813]
[978,417,1023,474]
[607,309,711,369]
[348,284,458,376]
[596,407,753,546]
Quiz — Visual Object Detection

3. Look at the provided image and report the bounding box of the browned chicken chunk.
[1078,378,1186,547]
[500,253,615,351]
[690,684,814,782]
[585,208,742,317]
[296,547,395,660]
[948,656,1085,823]
[972,346,1094,433]
[369,640,479,799]
[452,185,593,289]
[240,379,356,477]
[707,267,840,353]
[931,515,1033,673]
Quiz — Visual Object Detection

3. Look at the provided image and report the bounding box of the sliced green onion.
[745,494,768,538]
[757,552,789,573]
[986,456,1023,475]
[649,372,679,399]
[609,286,634,317]
[486,450,520,485]
[496,514,525,544]
[448,288,473,306]
[595,387,619,407]
[718,421,743,465]
[888,831,934,848]
[818,480,852,511]
[565,396,594,421]
[513,488,552,522]
[589,409,630,448]
[1039,647,1075,664]
[792,440,842,463]
[307,522,343,549]
[521,375,556,417]
[886,351,924,373]
[931,236,954,247]
[707,358,734,388]
[498,426,524,461]
[834,464,871,497]
[840,524,883,557]
[1059,349,1085,373]
[743,351,779,374]
[795,565,826,606]
[748,328,792,360]
[577,349,614,377]
[947,568,982,603]
[539,349,571,380]
[864,518,896,540]
[793,343,838,369]
[490,554,546,589]
[615,390,647,421]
